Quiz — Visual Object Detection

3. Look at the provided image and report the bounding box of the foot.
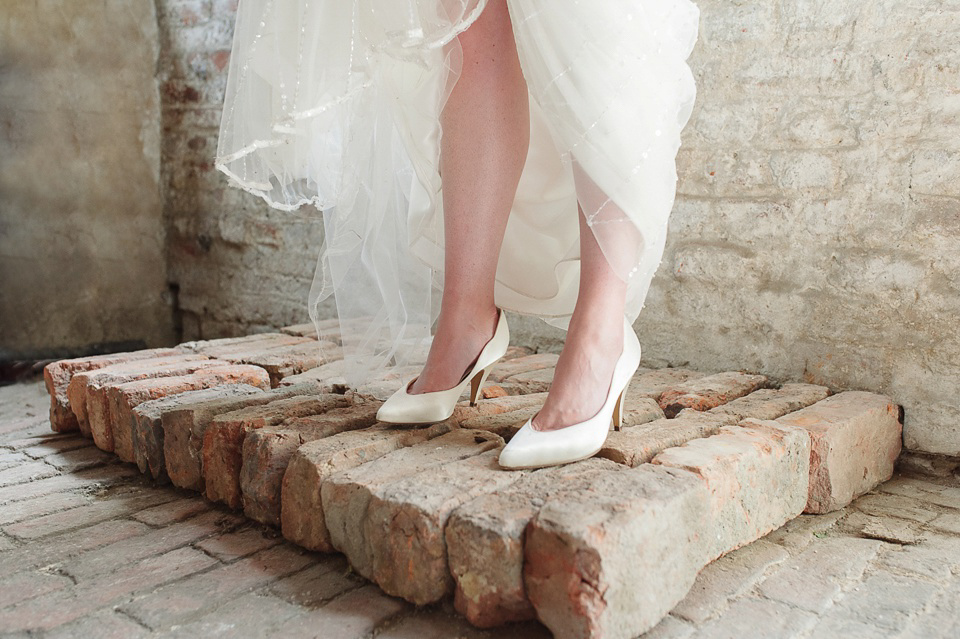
[531,312,626,432]
[408,305,500,394]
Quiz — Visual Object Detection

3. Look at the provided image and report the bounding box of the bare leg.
[410,0,530,394]
[531,205,629,431]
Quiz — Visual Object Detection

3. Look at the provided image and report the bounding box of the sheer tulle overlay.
[215,0,700,389]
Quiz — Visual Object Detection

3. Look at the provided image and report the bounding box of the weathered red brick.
[776,391,902,513]
[659,371,769,418]
[598,412,737,467]
[119,546,314,629]
[0,547,217,632]
[61,509,243,580]
[216,340,341,387]
[486,353,559,383]
[363,448,526,604]
[240,402,380,526]
[65,353,209,438]
[203,394,351,508]
[109,366,271,463]
[652,418,812,561]
[708,383,830,421]
[322,429,502,582]
[445,457,624,627]
[79,356,223,449]
[132,384,266,481]
[280,420,456,552]
[43,348,179,433]
[523,465,710,639]
[161,383,321,492]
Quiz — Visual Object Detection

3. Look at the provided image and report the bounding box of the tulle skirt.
[215,0,700,389]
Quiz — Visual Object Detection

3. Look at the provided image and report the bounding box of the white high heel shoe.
[376,308,510,424]
[497,315,641,470]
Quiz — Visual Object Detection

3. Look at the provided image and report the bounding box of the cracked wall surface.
[0,0,175,359]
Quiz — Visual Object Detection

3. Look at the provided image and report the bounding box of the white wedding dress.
[215,0,700,389]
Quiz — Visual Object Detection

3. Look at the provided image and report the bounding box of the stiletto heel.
[612,390,624,431]
[469,367,491,406]
[612,378,630,431]
[497,315,641,469]
[376,309,510,424]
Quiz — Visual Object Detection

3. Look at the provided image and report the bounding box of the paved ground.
[0,380,958,638]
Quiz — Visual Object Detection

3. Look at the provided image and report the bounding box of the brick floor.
[2,377,960,637]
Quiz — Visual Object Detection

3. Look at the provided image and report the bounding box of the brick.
[19,436,93,458]
[42,610,151,639]
[757,537,882,612]
[776,391,902,513]
[86,357,234,450]
[194,526,279,562]
[240,403,380,526]
[66,353,209,440]
[131,497,212,526]
[0,460,58,488]
[0,547,217,632]
[322,429,503,581]
[43,348,179,433]
[131,384,265,481]
[203,394,350,508]
[158,592,303,639]
[498,367,555,394]
[0,491,90,526]
[3,491,177,540]
[39,446,112,472]
[0,464,137,507]
[61,509,243,580]
[278,359,350,391]
[626,368,707,401]
[268,557,363,606]
[877,476,960,511]
[599,412,737,467]
[652,418,811,561]
[363,449,526,605]
[486,353,558,383]
[216,339,341,387]
[0,519,149,576]
[178,332,309,359]
[109,365,271,463]
[161,383,319,492]
[120,545,314,629]
[670,540,789,624]
[708,383,830,421]
[449,392,547,424]
[459,406,541,438]
[842,511,924,546]
[280,322,322,339]
[280,420,456,552]
[692,597,817,639]
[659,371,769,418]
[445,457,624,627]
[0,571,72,608]
[269,584,407,638]
[523,464,710,639]
[853,492,939,524]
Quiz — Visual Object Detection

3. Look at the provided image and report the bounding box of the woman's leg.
[410,0,530,394]
[531,204,629,431]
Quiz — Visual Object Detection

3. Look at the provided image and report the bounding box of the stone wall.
[0,1,175,360]
[156,0,328,341]
[636,0,959,455]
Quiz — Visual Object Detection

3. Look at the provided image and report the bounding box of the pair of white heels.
[375,308,642,470]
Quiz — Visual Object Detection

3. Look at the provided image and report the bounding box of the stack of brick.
[40,327,905,638]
